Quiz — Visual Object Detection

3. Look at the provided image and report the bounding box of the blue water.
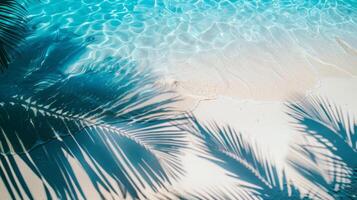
[1,1,357,199]
[27,0,357,73]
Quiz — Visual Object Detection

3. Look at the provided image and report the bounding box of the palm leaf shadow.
[155,186,251,200]
[0,0,27,71]
[182,116,307,200]
[0,29,186,199]
[287,96,357,199]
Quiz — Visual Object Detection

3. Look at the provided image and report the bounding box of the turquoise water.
[1,1,357,199]
[28,0,357,73]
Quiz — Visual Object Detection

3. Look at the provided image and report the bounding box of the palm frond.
[0,0,27,71]
[287,95,357,199]
[183,115,306,200]
[0,30,186,199]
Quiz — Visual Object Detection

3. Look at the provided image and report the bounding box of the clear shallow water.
[1,1,357,199]
[28,0,357,74]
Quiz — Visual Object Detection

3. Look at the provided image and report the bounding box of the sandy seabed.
[2,32,357,200]
[1,35,357,200]
[1,2,357,199]
[152,31,357,199]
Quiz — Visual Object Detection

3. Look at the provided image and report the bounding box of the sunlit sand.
[1,1,357,199]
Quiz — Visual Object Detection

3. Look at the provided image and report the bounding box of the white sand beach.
[1,1,357,199]
[155,32,357,199]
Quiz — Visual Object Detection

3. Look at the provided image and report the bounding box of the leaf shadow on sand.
[286,96,357,200]
[179,115,308,200]
[0,27,187,199]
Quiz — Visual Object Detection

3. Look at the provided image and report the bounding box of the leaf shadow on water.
[0,0,27,71]
[286,96,357,200]
[0,27,187,199]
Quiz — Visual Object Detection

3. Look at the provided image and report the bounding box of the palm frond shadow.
[0,29,186,199]
[182,116,307,200]
[0,0,27,71]
[287,96,357,199]
[155,186,252,200]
